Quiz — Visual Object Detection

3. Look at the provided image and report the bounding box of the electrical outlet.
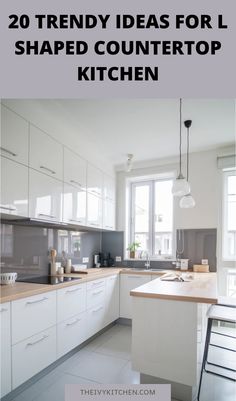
[115,256,122,262]
[82,257,89,263]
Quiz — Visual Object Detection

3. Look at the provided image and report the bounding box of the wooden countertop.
[0,268,121,303]
[0,268,217,304]
[130,272,218,304]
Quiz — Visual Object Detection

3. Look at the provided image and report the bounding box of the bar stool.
[197,303,236,401]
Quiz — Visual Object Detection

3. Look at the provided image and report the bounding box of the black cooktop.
[17,275,82,285]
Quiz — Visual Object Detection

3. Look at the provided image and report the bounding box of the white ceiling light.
[126,153,133,172]
[172,99,190,197]
[180,120,196,208]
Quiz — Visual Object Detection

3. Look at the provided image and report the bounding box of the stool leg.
[197,318,212,401]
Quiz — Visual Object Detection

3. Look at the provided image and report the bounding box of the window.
[222,170,236,260]
[130,178,173,258]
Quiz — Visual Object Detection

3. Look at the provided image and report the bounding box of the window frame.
[129,177,174,259]
[222,169,236,261]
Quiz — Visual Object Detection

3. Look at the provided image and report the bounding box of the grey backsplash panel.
[176,229,217,271]
[102,229,217,271]
[0,224,217,276]
[0,223,101,278]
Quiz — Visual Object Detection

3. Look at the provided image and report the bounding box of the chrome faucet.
[144,251,151,270]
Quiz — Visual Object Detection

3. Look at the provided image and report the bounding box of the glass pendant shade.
[179,193,196,208]
[172,174,190,197]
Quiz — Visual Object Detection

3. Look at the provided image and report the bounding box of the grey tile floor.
[11,323,235,401]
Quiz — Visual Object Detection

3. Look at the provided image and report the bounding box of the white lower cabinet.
[57,283,86,323]
[0,303,11,398]
[12,326,57,389]
[120,274,152,319]
[6,274,124,396]
[86,304,106,338]
[105,274,119,325]
[12,291,57,344]
[57,311,87,358]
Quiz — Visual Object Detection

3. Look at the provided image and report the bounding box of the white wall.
[116,146,234,232]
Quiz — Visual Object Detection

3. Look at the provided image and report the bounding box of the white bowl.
[0,272,17,285]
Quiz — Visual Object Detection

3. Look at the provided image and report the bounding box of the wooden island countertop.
[130,272,218,304]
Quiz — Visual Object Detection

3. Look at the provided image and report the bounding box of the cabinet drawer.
[86,304,105,338]
[12,291,56,344]
[1,105,29,165]
[86,278,106,291]
[87,286,105,310]
[57,283,86,323]
[57,311,87,358]
[0,303,11,397]
[12,326,56,389]
[30,125,63,180]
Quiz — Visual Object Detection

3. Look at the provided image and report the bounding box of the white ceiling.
[3,99,235,169]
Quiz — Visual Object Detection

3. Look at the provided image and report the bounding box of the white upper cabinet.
[63,182,86,225]
[64,147,87,191]
[29,169,63,222]
[103,199,115,230]
[103,174,115,201]
[0,157,28,217]
[1,104,29,165]
[29,125,63,181]
[87,163,103,197]
[87,192,102,228]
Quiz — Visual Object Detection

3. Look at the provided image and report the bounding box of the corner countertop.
[0,267,217,304]
[130,272,218,304]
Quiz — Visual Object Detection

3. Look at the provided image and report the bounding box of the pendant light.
[179,120,196,208]
[172,99,190,196]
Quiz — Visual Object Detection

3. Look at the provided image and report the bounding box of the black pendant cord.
[187,126,189,181]
[179,98,182,175]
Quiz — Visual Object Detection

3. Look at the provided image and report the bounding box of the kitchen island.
[130,272,217,401]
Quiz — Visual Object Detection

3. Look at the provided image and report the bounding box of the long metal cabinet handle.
[26,335,49,346]
[26,297,48,305]
[40,165,56,175]
[0,146,17,157]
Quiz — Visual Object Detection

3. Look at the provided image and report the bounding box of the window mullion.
[150,181,155,257]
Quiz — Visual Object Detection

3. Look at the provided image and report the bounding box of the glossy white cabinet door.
[0,157,28,217]
[103,199,115,230]
[87,192,102,228]
[64,147,87,190]
[86,304,106,338]
[12,326,57,389]
[1,105,29,165]
[57,283,86,323]
[87,163,103,197]
[57,311,87,358]
[29,125,63,181]
[12,291,57,344]
[0,303,11,397]
[63,182,86,225]
[120,274,152,319]
[29,169,63,222]
[105,275,119,325]
[103,174,115,201]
